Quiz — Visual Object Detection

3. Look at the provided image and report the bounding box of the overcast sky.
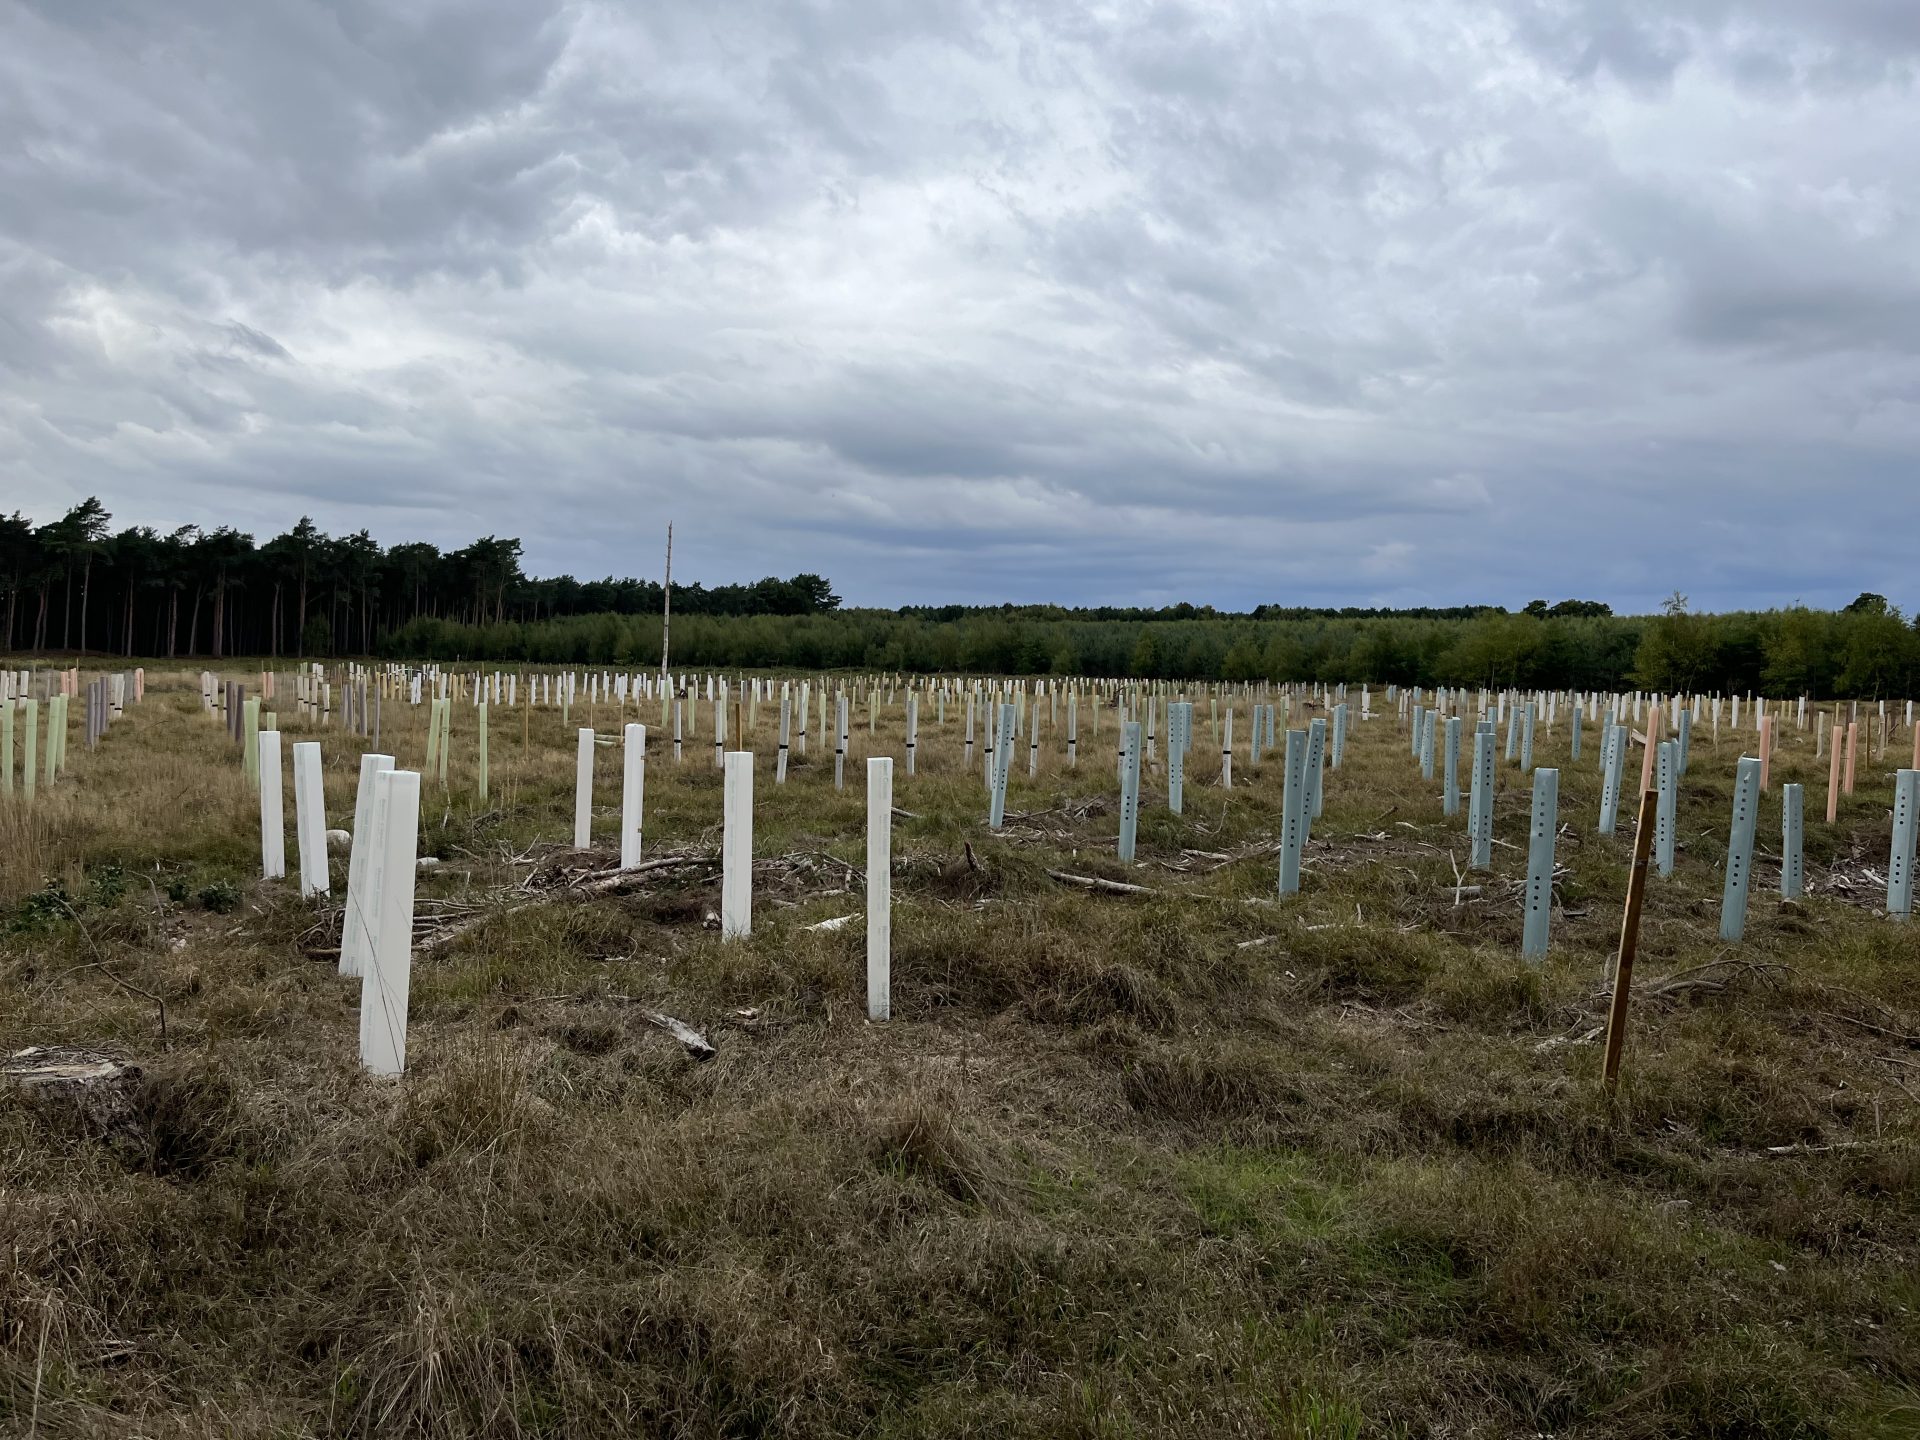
[3,1,1915,613]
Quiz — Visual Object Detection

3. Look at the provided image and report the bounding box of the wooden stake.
[1602,788,1659,1093]
[659,522,673,688]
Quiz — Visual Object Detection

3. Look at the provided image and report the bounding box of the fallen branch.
[1650,958,1786,988]
[1763,1140,1879,1157]
[1198,839,1282,872]
[567,852,715,894]
[1534,1025,1604,1053]
[1641,978,1728,999]
[1046,869,1161,898]
[418,853,716,954]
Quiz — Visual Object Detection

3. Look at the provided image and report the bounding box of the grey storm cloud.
[2,0,1915,611]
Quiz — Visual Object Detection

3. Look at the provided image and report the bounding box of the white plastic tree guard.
[342,753,395,977]
[867,757,892,1021]
[292,741,329,898]
[621,723,647,870]
[258,730,286,880]
[360,769,421,1077]
[722,751,754,940]
[574,727,594,849]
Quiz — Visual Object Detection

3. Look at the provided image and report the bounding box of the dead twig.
[55,897,168,1049]
[1763,1140,1881,1157]
[1817,1011,1920,1047]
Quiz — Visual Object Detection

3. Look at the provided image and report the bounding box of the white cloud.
[0,0,1915,612]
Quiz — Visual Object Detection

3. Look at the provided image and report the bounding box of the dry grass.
[1,670,1918,1436]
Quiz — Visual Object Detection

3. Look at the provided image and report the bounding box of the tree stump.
[3,1046,146,1149]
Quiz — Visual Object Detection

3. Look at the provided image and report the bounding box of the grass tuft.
[3,671,1918,1434]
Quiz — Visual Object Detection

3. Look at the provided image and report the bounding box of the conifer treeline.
[0,499,837,659]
